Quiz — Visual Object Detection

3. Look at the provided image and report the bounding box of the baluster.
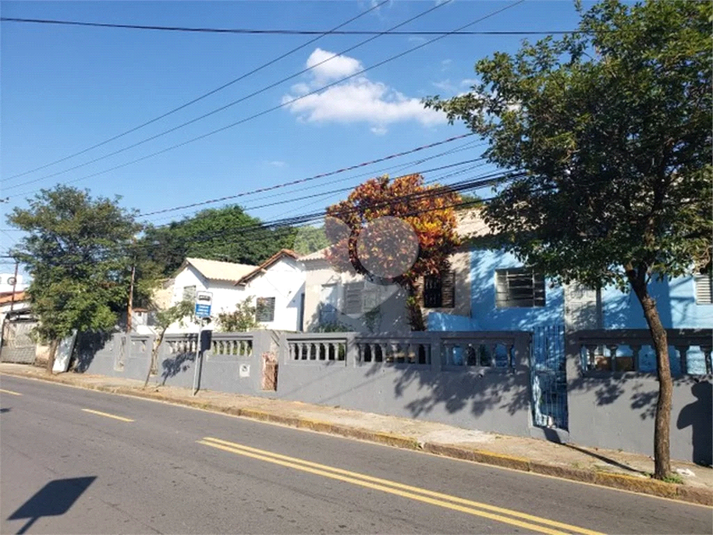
[490,344,498,368]
[630,344,641,372]
[703,346,712,375]
[585,344,598,371]
[607,344,619,371]
[675,345,689,375]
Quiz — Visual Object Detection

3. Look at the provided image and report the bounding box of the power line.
[6,0,524,199]
[13,170,517,267]
[148,158,491,228]
[4,0,448,192]
[0,17,577,36]
[0,1,388,183]
[138,133,475,218]
[143,139,488,224]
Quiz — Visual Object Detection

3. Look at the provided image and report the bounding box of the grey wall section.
[75,332,154,382]
[566,332,713,465]
[278,362,532,437]
[156,331,279,397]
[74,328,711,463]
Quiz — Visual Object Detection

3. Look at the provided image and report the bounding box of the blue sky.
[0,0,593,269]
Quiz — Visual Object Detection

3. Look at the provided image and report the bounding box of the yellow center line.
[0,388,22,396]
[81,408,134,422]
[199,437,604,535]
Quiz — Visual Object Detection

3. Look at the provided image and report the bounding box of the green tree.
[143,299,194,388]
[291,225,330,256]
[142,205,294,276]
[8,186,148,372]
[216,297,262,332]
[426,0,711,479]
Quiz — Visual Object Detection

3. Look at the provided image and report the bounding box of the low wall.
[567,329,712,465]
[278,331,533,437]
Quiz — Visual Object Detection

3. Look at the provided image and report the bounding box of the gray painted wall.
[73,328,711,463]
[566,331,712,465]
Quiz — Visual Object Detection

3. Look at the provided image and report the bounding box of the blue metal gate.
[530,324,568,430]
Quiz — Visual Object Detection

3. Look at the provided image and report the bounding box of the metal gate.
[530,324,568,430]
[1,319,38,364]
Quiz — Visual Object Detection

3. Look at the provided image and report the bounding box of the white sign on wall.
[239,364,250,378]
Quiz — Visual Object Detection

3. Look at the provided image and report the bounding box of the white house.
[234,249,305,332]
[158,251,305,333]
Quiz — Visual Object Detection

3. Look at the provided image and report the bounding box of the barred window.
[423,270,456,308]
[182,285,196,301]
[256,297,276,322]
[495,268,545,308]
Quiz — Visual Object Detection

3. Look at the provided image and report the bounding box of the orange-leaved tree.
[325,174,461,331]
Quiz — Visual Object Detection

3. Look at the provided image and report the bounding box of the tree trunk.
[628,270,672,480]
[144,331,165,388]
[46,339,59,374]
[404,281,426,331]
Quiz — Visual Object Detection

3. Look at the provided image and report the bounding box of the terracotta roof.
[181,258,257,283]
[0,291,27,305]
[235,249,300,286]
[299,247,329,262]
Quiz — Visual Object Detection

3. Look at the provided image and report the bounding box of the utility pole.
[126,262,135,333]
[9,261,19,312]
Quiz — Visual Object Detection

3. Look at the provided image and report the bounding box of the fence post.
[430,332,442,372]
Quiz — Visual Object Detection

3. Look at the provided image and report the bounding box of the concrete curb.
[2,369,711,507]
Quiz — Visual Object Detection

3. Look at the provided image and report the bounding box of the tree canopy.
[425,0,711,479]
[8,186,153,367]
[141,205,297,276]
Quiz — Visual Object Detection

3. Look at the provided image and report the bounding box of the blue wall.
[428,249,564,332]
[602,275,713,330]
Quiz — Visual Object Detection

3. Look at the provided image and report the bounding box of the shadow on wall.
[678,381,712,466]
[160,351,196,386]
[72,331,114,373]
[364,362,530,420]
[7,476,96,535]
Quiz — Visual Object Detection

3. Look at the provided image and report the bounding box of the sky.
[0,0,595,274]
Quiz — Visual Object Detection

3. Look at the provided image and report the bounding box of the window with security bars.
[495,268,545,308]
[182,285,196,301]
[423,270,456,308]
[343,282,382,314]
[694,273,712,305]
[256,297,276,322]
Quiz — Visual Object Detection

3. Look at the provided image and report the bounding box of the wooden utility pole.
[126,262,135,333]
[9,261,19,312]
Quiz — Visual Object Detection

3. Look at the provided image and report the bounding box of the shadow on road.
[7,476,97,534]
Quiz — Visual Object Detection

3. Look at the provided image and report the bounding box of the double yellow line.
[198,436,603,535]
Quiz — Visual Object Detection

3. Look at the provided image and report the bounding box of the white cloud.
[432,79,457,93]
[306,48,362,85]
[283,48,445,134]
[441,59,452,71]
[460,78,479,87]
[266,160,287,168]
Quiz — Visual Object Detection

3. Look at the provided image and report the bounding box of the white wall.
[166,265,247,333]
[242,257,305,332]
[164,258,305,333]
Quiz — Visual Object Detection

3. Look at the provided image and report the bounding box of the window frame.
[495,268,546,308]
[256,297,276,323]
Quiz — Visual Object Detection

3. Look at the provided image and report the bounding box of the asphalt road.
[1,375,711,535]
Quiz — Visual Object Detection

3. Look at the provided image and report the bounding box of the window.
[344,282,364,315]
[495,268,545,308]
[182,285,196,301]
[694,273,712,305]
[256,297,276,322]
[423,270,456,308]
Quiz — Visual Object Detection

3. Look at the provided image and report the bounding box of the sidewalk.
[1,362,711,506]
